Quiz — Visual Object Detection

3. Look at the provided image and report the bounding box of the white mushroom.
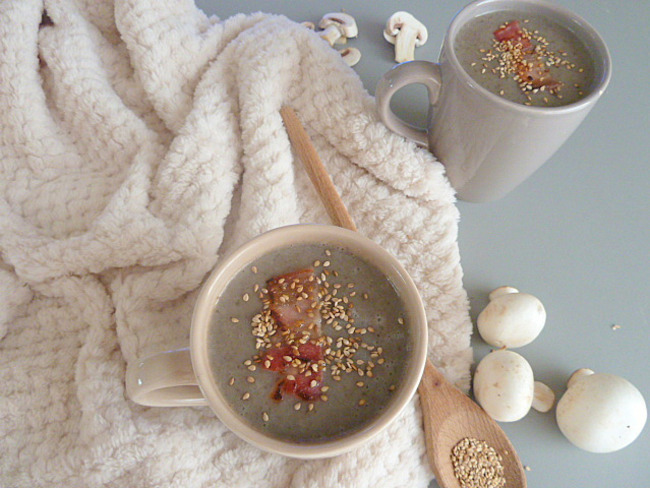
[477,286,546,348]
[339,47,361,67]
[556,369,647,453]
[473,349,553,421]
[383,11,428,63]
[318,13,358,46]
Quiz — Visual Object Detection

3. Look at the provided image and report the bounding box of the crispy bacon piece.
[261,269,325,402]
[494,21,526,43]
[519,59,563,90]
[494,20,562,93]
[267,269,321,339]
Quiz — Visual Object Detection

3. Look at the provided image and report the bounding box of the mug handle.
[375,60,442,147]
[125,347,209,407]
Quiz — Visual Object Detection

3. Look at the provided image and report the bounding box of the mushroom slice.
[339,47,361,67]
[384,11,428,63]
[319,12,358,46]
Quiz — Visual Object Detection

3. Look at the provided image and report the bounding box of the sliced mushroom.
[383,11,428,63]
[339,47,361,67]
[319,13,358,46]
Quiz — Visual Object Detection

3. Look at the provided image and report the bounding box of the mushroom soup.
[455,11,596,107]
[207,243,412,443]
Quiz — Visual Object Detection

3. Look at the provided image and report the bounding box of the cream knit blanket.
[0,1,473,486]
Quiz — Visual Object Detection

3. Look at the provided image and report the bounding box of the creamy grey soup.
[455,11,595,107]
[208,243,411,443]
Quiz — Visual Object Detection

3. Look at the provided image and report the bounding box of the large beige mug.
[376,0,611,202]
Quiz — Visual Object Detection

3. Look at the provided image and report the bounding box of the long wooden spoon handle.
[280,106,357,232]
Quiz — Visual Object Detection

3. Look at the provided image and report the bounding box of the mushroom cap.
[473,349,534,422]
[556,372,647,453]
[477,292,546,348]
[319,12,358,38]
[383,11,428,45]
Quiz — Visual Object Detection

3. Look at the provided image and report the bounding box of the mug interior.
[190,224,428,458]
[445,0,611,112]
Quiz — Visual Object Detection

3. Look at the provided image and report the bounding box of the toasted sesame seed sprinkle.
[262,412,269,422]
[246,376,255,383]
[231,317,239,323]
[251,266,258,274]
[242,392,250,400]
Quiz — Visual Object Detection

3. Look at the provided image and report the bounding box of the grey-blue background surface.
[197,1,650,485]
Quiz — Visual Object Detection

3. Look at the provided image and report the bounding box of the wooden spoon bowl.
[280,106,526,488]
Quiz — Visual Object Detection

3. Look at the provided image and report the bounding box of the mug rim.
[445,0,612,115]
[189,223,428,458]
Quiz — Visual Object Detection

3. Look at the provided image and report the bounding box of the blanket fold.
[0,1,472,486]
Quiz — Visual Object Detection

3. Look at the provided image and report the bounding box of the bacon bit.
[259,269,326,402]
[492,20,562,94]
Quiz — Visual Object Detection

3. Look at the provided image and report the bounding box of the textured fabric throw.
[0,1,473,486]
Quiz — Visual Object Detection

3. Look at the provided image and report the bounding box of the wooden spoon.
[280,106,527,488]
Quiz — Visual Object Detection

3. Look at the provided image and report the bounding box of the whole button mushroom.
[556,368,647,453]
[477,286,546,348]
[473,349,554,422]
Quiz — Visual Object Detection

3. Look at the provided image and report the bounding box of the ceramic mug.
[126,224,428,458]
[375,0,611,202]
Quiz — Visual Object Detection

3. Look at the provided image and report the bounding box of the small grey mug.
[376,0,611,202]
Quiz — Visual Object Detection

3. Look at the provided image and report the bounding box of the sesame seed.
[229,377,235,386]
[243,293,249,302]
[251,266,258,274]
[262,412,269,422]
[358,399,366,406]
[294,402,302,411]
[246,376,255,383]
[231,317,239,323]
[242,392,250,400]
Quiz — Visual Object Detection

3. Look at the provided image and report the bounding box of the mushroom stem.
[488,286,519,301]
[320,24,344,45]
[532,381,555,413]
[393,26,420,62]
[567,368,595,389]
